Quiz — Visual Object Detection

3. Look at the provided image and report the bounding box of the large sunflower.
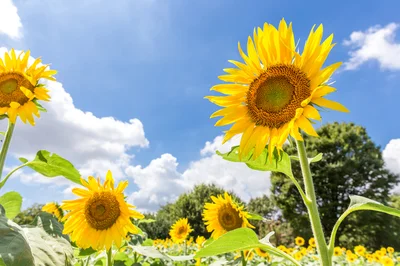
[206,19,348,160]
[0,49,56,125]
[203,192,254,239]
[169,218,193,244]
[61,171,144,251]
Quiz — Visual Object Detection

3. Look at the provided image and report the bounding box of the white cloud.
[0,0,22,39]
[383,139,400,193]
[0,48,149,186]
[343,23,400,71]
[127,135,271,213]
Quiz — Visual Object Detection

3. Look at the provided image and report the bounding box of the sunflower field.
[0,16,400,266]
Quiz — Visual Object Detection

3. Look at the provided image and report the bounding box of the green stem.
[0,163,27,189]
[241,251,247,266]
[106,248,112,266]
[295,139,331,266]
[327,209,352,257]
[184,240,187,266]
[0,120,15,181]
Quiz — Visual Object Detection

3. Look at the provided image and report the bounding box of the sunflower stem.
[0,120,15,183]
[106,248,112,266]
[241,251,247,266]
[295,139,331,266]
[184,240,188,266]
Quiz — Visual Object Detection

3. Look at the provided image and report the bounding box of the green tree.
[271,122,400,249]
[13,203,44,225]
[390,194,400,209]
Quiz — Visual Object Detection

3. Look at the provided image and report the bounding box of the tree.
[247,195,294,246]
[271,122,400,249]
[13,203,44,225]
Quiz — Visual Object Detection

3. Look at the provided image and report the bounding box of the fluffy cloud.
[0,0,22,39]
[0,48,149,186]
[343,23,400,71]
[127,135,271,213]
[383,139,400,193]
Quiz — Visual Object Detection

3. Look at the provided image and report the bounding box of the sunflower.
[255,248,271,261]
[61,170,144,251]
[202,192,254,239]
[42,202,63,221]
[169,218,193,244]
[206,19,348,160]
[308,237,316,247]
[0,49,56,125]
[295,236,305,246]
[333,247,343,256]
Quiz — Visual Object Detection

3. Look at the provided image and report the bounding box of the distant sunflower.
[206,19,348,160]
[169,218,193,244]
[0,49,56,125]
[61,170,144,251]
[255,248,271,262]
[202,192,254,239]
[42,202,63,221]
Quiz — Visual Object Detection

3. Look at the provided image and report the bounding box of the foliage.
[13,203,44,225]
[270,122,400,250]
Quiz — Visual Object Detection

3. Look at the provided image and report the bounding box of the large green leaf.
[0,191,22,220]
[0,207,35,266]
[329,195,400,252]
[194,228,299,265]
[217,146,294,178]
[0,204,73,266]
[22,226,73,266]
[247,212,263,221]
[20,150,81,185]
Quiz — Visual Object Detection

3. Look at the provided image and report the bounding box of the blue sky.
[1,0,400,211]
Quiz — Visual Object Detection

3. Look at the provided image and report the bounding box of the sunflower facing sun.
[0,49,56,125]
[169,218,193,244]
[206,19,349,160]
[203,192,254,239]
[61,171,144,251]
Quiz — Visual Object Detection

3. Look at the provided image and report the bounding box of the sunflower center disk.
[247,64,311,128]
[85,192,121,230]
[0,73,35,108]
[177,226,186,236]
[218,204,242,231]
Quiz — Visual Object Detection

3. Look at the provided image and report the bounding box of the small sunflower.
[206,19,348,160]
[195,235,206,248]
[333,246,343,256]
[295,236,305,246]
[255,248,271,261]
[308,237,316,247]
[354,245,366,256]
[294,252,303,261]
[42,202,63,221]
[169,218,193,244]
[380,256,394,266]
[0,49,56,125]
[202,192,254,239]
[61,170,144,251]
[387,247,394,253]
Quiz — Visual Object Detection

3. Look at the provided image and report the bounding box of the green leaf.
[247,212,263,221]
[131,246,170,260]
[308,153,323,164]
[19,157,28,164]
[0,257,5,266]
[24,150,81,185]
[77,247,97,257]
[217,146,294,178]
[31,211,70,241]
[21,226,74,266]
[0,208,35,266]
[0,191,22,220]
[329,195,400,251]
[0,132,4,137]
[194,228,299,265]
[347,195,400,217]
[0,115,7,121]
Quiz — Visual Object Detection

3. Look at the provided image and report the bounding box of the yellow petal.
[303,105,321,120]
[297,116,319,137]
[312,85,336,98]
[222,118,253,144]
[205,94,245,107]
[239,124,256,158]
[312,98,349,112]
